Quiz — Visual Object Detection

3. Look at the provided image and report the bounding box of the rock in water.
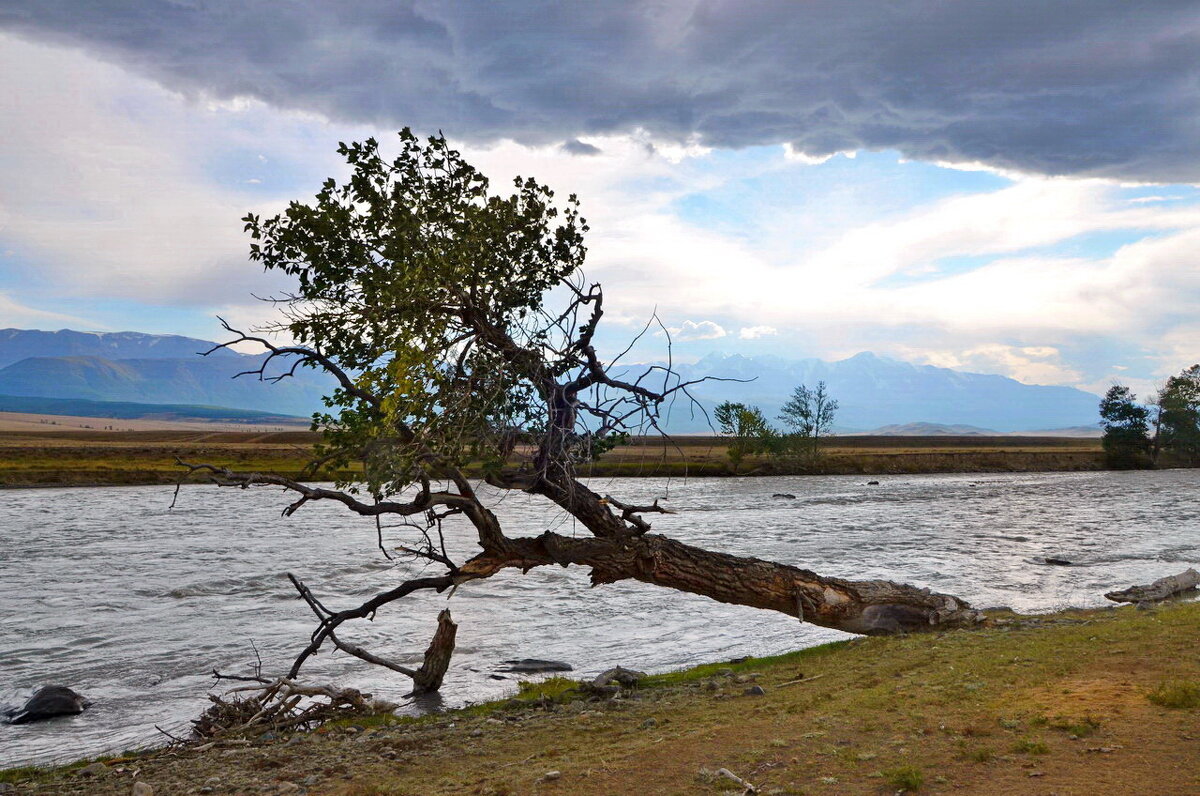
[1043,557,1074,566]
[6,686,90,725]
[497,659,573,673]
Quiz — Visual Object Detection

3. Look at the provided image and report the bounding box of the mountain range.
[0,329,1103,433]
[659,352,1101,433]
[0,328,330,418]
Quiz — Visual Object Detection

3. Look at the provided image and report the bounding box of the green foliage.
[1147,680,1200,709]
[1098,384,1151,468]
[1156,364,1200,465]
[243,130,590,496]
[713,401,775,469]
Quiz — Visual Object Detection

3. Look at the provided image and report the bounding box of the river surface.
[2,469,1198,766]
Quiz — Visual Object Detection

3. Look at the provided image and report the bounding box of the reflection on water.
[1,469,1197,766]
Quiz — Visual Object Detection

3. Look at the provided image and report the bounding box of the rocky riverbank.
[3,600,1198,795]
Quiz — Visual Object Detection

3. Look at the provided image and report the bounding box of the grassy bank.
[5,600,1198,794]
[0,429,1104,487]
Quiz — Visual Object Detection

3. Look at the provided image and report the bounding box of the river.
[2,469,1197,767]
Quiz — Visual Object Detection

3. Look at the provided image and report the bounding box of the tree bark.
[409,609,458,695]
[460,531,983,636]
[1105,568,1199,604]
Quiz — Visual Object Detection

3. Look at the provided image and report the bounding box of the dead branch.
[1105,568,1199,604]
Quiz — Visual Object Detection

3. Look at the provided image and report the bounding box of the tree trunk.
[409,609,457,694]
[1105,568,1199,604]
[464,531,984,636]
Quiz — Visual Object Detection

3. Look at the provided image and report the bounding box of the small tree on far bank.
[1099,384,1152,468]
[714,401,774,470]
[778,381,839,462]
[1156,364,1200,465]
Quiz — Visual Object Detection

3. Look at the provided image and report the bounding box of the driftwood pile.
[193,680,396,739]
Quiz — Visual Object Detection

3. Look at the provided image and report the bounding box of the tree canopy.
[1156,365,1200,465]
[1099,384,1151,468]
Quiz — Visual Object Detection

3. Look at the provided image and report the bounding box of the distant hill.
[0,328,233,369]
[659,352,1101,433]
[0,394,308,424]
[867,422,998,436]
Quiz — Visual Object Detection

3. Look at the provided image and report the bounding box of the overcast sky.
[1,1,1198,396]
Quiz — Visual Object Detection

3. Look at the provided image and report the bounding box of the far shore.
[0,426,1110,488]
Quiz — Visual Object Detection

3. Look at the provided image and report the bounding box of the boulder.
[6,686,90,725]
[592,666,647,689]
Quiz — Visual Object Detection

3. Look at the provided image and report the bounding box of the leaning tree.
[183,130,981,699]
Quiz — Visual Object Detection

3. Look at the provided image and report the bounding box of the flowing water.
[2,469,1198,767]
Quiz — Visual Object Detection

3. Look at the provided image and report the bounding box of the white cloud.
[738,325,777,340]
[912,345,1083,386]
[664,320,727,341]
[0,291,99,329]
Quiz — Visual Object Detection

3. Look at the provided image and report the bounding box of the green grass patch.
[1147,680,1200,709]
[0,765,45,784]
[642,640,851,687]
[515,676,581,703]
[1011,737,1050,755]
[882,765,925,791]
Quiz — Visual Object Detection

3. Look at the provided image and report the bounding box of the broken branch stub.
[409,609,457,695]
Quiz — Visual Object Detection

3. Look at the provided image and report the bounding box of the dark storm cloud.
[561,139,603,157]
[3,0,1198,181]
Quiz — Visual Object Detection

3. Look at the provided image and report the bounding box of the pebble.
[132,783,155,796]
[716,668,734,678]
[470,728,485,737]
[744,685,766,696]
[542,770,562,781]
[641,718,658,728]
[276,783,300,793]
